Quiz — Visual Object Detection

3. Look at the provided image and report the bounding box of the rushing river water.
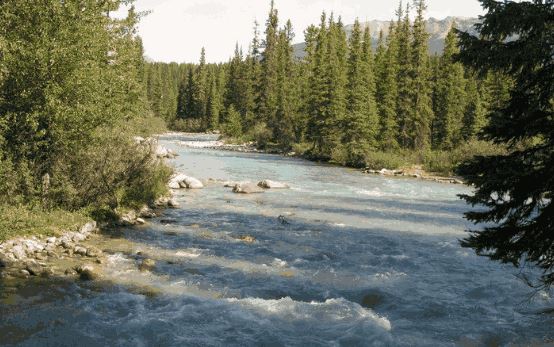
[1,133,553,346]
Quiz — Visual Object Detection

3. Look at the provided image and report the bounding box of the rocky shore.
[363,167,465,185]
[0,221,103,281]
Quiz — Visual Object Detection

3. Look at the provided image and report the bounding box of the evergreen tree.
[192,47,209,126]
[461,74,487,141]
[433,27,466,149]
[223,104,243,138]
[273,20,297,149]
[361,26,379,148]
[224,44,245,118]
[375,25,399,150]
[406,0,434,150]
[340,20,375,165]
[395,2,412,147]
[206,73,222,130]
[457,0,554,287]
[177,68,194,119]
[260,0,280,127]
[243,21,262,128]
[306,12,330,155]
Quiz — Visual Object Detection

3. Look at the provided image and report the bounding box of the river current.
[1,133,552,346]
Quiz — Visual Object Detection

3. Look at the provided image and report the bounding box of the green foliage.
[249,122,273,149]
[456,0,554,287]
[433,27,467,149]
[363,151,411,170]
[223,105,243,138]
[0,0,171,241]
[423,140,504,175]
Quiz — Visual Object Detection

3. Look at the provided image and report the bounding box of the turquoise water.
[1,133,552,346]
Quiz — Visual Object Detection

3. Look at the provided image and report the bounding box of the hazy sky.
[123,0,484,63]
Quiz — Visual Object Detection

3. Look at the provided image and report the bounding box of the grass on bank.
[0,205,90,242]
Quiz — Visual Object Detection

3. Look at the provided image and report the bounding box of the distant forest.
[143,0,510,170]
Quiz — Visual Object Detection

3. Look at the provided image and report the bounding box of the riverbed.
[1,133,552,346]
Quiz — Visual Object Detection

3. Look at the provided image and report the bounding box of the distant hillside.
[293,16,479,58]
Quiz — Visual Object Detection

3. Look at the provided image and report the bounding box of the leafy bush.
[222,105,243,138]
[171,118,205,132]
[363,150,410,170]
[46,126,172,210]
[250,122,272,149]
[423,140,505,175]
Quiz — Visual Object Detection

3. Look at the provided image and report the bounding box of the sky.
[121,0,484,64]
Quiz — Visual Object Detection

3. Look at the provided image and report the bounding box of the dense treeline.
[0,0,170,235]
[145,0,509,172]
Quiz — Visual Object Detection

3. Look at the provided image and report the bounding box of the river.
[1,133,552,346]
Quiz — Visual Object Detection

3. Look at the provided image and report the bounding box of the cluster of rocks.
[363,167,464,185]
[168,173,204,190]
[224,179,290,194]
[0,222,104,280]
[133,136,178,159]
[118,205,157,226]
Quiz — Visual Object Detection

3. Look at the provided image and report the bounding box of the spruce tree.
[457,0,554,287]
[406,0,434,150]
[433,27,467,149]
[461,74,487,141]
[260,0,280,129]
[192,47,209,127]
[306,12,330,156]
[375,24,400,150]
[341,20,374,166]
[395,2,412,148]
[273,20,297,149]
[362,26,379,149]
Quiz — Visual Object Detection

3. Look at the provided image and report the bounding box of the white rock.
[258,180,289,189]
[168,199,180,208]
[184,176,204,189]
[72,233,86,242]
[136,218,146,225]
[232,182,265,194]
[11,245,27,260]
[168,173,188,189]
[133,136,145,144]
[80,221,97,234]
[46,237,57,244]
[74,246,88,256]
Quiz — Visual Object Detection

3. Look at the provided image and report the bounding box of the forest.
[144,0,510,172]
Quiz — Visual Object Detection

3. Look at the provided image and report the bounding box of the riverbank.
[0,198,178,282]
[0,137,179,281]
[166,132,467,185]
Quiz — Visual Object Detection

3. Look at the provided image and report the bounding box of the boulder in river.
[168,173,204,189]
[139,258,156,272]
[76,264,100,281]
[232,182,265,194]
[183,176,204,189]
[25,260,43,276]
[258,180,289,189]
